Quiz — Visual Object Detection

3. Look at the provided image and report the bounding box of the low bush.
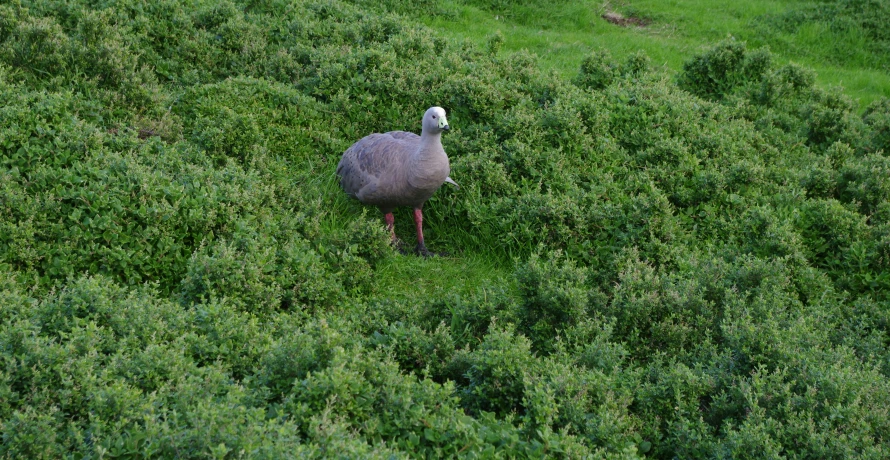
[515,248,593,353]
[2,0,890,456]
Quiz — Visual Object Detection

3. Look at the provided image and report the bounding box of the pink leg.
[384,212,396,242]
[413,208,424,245]
[413,208,430,257]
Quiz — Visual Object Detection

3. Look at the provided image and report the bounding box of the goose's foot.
[415,242,433,258]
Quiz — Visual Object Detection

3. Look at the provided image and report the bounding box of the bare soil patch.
[602,11,651,28]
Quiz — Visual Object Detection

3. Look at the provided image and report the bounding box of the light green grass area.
[422,0,890,109]
[370,252,513,302]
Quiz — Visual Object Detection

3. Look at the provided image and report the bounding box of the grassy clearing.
[420,0,890,108]
[369,252,514,303]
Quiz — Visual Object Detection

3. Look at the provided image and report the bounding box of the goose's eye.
[432,115,437,119]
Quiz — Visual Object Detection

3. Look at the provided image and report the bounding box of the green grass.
[370,253,513,303]
[420,0,890,109]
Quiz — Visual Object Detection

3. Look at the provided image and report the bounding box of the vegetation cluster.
[1,0,889,457]
[751,0,890,71]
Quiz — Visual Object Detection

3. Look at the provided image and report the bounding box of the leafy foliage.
[2,0,890,457]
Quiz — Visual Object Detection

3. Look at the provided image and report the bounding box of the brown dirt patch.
[602,11,651,28]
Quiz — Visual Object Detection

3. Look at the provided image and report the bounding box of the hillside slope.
[415,0,890,108]
[1,0,889,457]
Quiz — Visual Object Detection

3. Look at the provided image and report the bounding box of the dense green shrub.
[515,249,593,353]
[839,152,890,215]
[3,0,890,456]
[863,97,890,153]
[417,283,519,350]
[451,323,533,417]
[605,251,716,360]
[574,49,619,91]
[678,40,771,101]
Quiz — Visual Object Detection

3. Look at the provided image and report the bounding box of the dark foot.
[415,243,432,258]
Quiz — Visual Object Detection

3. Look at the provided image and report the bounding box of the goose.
[336,106,457,256]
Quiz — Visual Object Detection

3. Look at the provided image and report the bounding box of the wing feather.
[336,131,418,202]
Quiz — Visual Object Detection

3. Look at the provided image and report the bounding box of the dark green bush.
[515,249,592,353]
[797,198,868,270]
[862,97,890,153]
[634,359,718,457]
[605,250,717,360]
[839,152,890,215]
[574,49,619,90]
[802,88,864,149]
[458,324,537,416]
[370,320,456,378]
[3,0,890,456]
[178,230,345,312]
[559,318,629,373]
[416,283,518,350]
[678,40,770,101]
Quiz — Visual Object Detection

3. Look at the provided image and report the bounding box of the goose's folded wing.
[336,132,417,198]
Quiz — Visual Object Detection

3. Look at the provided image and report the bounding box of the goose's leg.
[413,208,431,257]
[384,212,396,243]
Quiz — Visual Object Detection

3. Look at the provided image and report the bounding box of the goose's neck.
[408,132,449,189]
[416,132,442,158]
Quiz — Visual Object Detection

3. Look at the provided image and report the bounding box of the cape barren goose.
[336,106,458,257]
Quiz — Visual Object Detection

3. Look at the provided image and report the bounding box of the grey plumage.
[336,106,456,255]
